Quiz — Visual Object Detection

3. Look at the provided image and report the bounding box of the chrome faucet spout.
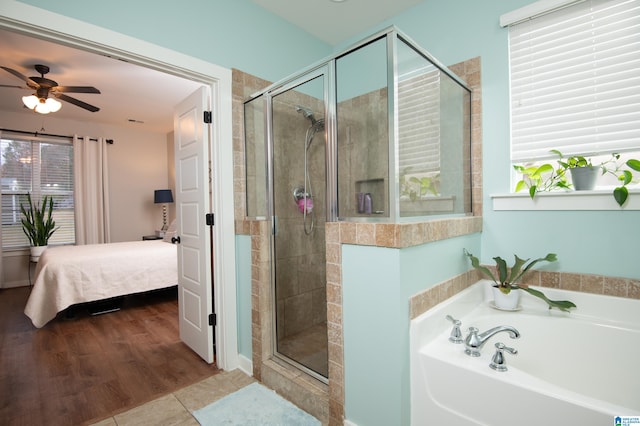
[464,325,520,357]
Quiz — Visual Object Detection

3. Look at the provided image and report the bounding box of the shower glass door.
[270,72,328,380]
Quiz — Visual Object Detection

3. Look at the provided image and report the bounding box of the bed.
[24,240,178,328]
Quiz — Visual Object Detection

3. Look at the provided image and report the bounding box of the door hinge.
[209,313,216,326]
[205,213,214,226]
[203,110,212,124]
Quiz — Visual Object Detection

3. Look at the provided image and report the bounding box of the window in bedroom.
[506,0,640,189]
[1,135,75,248]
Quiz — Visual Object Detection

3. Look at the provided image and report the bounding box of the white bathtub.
[410,281,640,426]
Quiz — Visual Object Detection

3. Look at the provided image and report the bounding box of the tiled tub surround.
[232,56,484,425]
[410,268,640,321]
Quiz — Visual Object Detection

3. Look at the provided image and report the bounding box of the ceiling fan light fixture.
[22,94,61,114]
[44,97,62,113]
[22,94,39,109]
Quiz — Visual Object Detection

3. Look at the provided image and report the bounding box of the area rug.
[193,382,321,425]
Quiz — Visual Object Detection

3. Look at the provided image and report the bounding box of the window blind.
[398,69,441,173]
[1,135,75,248]
[509,0,640,162]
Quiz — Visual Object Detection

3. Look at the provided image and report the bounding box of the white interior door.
[174,86,214,363]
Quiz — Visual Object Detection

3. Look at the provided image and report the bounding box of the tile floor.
[91,369,256,426]
[278,322,328,377]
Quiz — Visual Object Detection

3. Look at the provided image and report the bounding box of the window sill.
[492,189,640,211]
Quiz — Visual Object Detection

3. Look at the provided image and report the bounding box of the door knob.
[171,236,181,244]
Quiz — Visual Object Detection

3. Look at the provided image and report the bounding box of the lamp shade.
[154,189,174,204]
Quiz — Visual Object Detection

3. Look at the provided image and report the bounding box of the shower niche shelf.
[355,178,386,216]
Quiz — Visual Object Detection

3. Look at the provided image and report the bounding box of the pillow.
[163,219,177,243]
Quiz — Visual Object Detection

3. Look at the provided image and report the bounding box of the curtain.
[0,130,3,285]
[73,135,111,244]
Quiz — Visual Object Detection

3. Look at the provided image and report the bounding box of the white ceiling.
[250,0,425,45]
[0,1,421,133]
[0,29,203,134]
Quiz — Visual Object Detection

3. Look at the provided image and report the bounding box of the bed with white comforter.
[24,240,177,328]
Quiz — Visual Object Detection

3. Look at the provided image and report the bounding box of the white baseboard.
[2,280,29,289]
[236,354,253,376]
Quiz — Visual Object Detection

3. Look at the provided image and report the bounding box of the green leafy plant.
[554,151,593,169]
[400,167,440,201]
[20,193,59,246]
[598,153,640,206]
[514,150,640,206]
[513,161,570,199]
[464,249,576,312]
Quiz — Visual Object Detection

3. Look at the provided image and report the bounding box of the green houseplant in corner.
[20,193,59,261]
[464,249,576,312]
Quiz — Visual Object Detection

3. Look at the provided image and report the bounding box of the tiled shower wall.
[337,88,390,218]
[272,94,327,339]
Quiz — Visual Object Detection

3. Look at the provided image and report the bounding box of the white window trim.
[492,189,640,210]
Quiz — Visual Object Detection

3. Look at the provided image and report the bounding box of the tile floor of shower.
[278,322,328,378]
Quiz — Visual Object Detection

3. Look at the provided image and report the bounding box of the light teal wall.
[342,233,481,426]
[336,0,640,279]
[16,0,332,83]
[235,235,252,360]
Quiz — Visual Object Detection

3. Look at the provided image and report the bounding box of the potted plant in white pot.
[464,249,576,312]
[20,193,59,262]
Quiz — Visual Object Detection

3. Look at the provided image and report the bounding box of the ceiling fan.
[0,64,100,113]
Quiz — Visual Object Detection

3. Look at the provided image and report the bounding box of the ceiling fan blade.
[0,84,30,90]
[54,85,101,94]
[54,93,100,113]
[1,66,38,88]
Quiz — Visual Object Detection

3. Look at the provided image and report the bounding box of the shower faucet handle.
[445,315,463,344]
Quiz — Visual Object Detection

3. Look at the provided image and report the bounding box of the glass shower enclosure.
[244,26,472,382]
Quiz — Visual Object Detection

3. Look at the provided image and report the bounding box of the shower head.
[295,105,318,125]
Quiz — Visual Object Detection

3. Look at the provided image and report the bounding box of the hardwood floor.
[0,286,220,425]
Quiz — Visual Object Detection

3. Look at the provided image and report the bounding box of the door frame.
[263,66,331,383]
[0,0,239,370]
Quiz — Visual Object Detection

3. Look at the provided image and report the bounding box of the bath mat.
[193,382,321,426]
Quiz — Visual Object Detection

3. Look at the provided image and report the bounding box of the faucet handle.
[445,315,463,343]
[489,342,518,372]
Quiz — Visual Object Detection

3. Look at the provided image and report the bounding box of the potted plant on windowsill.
[555,151,640,205]
[514,150,640,206]
[20,193,59,262]
[554,152,599,190]
[464,249,576,312]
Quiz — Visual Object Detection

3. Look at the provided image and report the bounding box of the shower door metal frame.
[263,64,335,383]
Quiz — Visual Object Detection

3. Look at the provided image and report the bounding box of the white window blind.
[1,135,75,248]
[509,0,640,162]
[398,68,441,173]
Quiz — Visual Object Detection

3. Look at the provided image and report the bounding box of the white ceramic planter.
[30,245,47,262]
[491,286,521,310]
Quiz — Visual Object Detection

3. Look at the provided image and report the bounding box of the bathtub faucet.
[464,325,520,357]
